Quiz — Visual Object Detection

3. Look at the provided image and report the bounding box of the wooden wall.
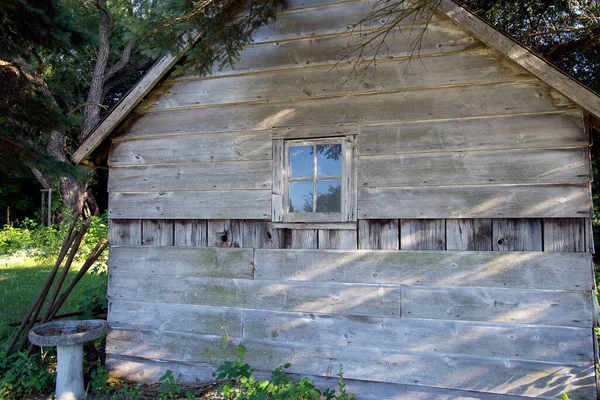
[109,217,593,252]
[106,241,596,399]
[107,0,592,221]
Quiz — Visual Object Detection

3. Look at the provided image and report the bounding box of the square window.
[272,136,357,223]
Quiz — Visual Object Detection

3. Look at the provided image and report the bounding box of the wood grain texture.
[243,221,283,249]
[207,220,244,248]
[109,131,272,166]
[358,111,586,155]
[108,161,272,192]
[108,246,253,278]
[119,81,574,140]
[242,309,592,363]
[272,139,284,222]
[173,220,207,247]
[288,229,318,249]
[318,230,357,249]
[438,0,600,120]
[205,22,478,77]
[401,220,445,250]
[141,220,173,246]
[253,249,593,290]
[108,274,401,317]
[272,123,358,140]
[358,184,591,219]
[492,219,542,251]
[146,49,528,111]
[109,191,271,220]
[108,219,141,245]
[357,220,399,250]
[273,222,357,230]
[543,218,586,252]
[446,219,492,251]
[106,330,595,399]
[402,286,592,327]
[105,355,538,399]
[359,148,590,187]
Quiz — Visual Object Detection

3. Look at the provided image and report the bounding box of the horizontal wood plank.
[109,190,272,219]
[358,184,591,219]
[108,246,254,278]
[108,161,272,192]
[105,355,534,399]
[402,286,592,327]
[253,249,592,290]
[207,22,478,77]
[120,81,574,140]
[146,50,529,111]
[109,131,272,166]
[358,111,586,155]
[106,329,595,399]
[242,309,593,363]
[359,148,590,187]
[108,274,401,317]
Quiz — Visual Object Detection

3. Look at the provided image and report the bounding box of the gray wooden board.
[358,111,585,155]
[207,220,244,248]
[206,22,478,77]
[251,0,431,44]
[272,123,357,140]
[108,246,254,279]
[108,161,272,192]
[272,139,284,222]
[108,219,141,245]
[401,220,446,250]
[358,184,591,219]
[173,220,207,247]
[106,329,596,399]
[119,81,574,140]
[252,249,593,290]
[402,286,592,327]
[108,300,243,338]
[446,219,492,251]
[243,221,283,249]
[146,49,529,111]
[492,219,542,251]
[543,218,586,252]
[357,219,399,249]
[108,190,272,220]
[289,229,318,249]
[109,131,272,166]
[141,220,173,246]
[318,230,357,249]
[359,148,590,187]
[240,309,593,363]
[107,274,401,317]
[104,354,552,399]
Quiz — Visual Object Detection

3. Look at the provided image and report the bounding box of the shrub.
[0,347,56,399]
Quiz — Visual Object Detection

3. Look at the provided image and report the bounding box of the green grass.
[0,255,106,343]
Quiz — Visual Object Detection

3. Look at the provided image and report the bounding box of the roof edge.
[72,33,198,164]
[439,0,600,120]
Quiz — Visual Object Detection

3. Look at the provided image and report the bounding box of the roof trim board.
[73,1,600,164]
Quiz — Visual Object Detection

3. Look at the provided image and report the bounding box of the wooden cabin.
[75,0,600,398]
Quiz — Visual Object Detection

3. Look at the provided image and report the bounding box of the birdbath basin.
[29,320,108,400]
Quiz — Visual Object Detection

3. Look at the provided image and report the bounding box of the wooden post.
[47,189,52,226]
[41,190,45,226]
[6,206,9,225]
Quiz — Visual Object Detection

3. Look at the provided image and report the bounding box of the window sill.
[272,222,357,230]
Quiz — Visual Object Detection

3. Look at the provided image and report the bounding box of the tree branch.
[104,39,137,83]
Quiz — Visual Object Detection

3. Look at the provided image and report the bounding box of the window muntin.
[284,138,344,221]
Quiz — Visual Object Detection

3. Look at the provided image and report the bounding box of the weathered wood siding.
[107,0,592,221]
[107,245,596,399]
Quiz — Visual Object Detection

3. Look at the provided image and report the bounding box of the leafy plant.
[0,347,56,399]
[216,344,355,400]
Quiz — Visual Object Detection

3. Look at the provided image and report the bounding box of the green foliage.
[216,344,355,400]
[0,213,108,259]
[85,360,144,400]
[0,347,56,399]
[559,393,571,400]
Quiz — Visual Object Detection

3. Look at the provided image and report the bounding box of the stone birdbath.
[29,320,108,400]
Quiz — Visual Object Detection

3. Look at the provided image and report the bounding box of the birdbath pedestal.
[29,320,108,400]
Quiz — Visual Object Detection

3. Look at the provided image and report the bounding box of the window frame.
[272,131,357,224]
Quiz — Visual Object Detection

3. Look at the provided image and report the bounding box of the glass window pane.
[289,181,314,212]
[316,180,341,213]
[289,146,314,178]
[317,144,342,177]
